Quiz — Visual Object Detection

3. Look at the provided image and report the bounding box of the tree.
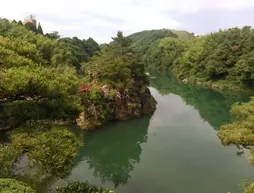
[145,37,188,74]
[0,178,35,193]
[244,183,254,193]
[112,31,132,47]
[17,20,23,25]
[0,19,99,69]
[86,31,147,87]
[217,97,254,163]
[0,66,82,129]
[0,19,103,129]
[45,31,60,39]
[24,22,37,33]
[83,37,100,57]
[0,128,81,178]
[128,29,178,56]
[37,22,43,35]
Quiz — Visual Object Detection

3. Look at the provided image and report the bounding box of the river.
[54,75,254,193]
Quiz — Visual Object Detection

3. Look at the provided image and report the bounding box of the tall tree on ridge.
[17,20,23,25]
[37,22,43,35]
[25,22,37,33]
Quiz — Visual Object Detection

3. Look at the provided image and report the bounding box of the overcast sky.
[1,0,254,43]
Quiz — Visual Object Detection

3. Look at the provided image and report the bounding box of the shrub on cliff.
[0,178,35,193]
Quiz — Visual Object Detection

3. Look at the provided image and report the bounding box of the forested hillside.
[128,29,194,56]
[1,15,254,192]
[0,18,156,192]
[0,19,100,130]
[128,30,178,57]
[144,26,254,90]
[0,18,102,190]
[170,30,195,39]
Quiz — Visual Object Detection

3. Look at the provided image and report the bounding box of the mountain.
[128,29,194,56]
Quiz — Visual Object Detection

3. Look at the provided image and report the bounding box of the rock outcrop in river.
[76,82,157,130]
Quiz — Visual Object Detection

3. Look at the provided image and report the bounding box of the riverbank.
[55,83,254,193]
[180,77,254,93]
[148,72,254,95]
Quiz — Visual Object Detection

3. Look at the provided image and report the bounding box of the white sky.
[1,0,254,43]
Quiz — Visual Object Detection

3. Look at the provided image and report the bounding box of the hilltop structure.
[24,15,36,26]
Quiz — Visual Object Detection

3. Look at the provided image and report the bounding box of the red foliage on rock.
[231,45,240,52]
[79,84,92,93]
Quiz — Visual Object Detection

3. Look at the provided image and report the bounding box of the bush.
[27,128,81,177]
[0,128,81,178]
[217,97,254,164]
[55,181,114,193]
[0,178,35,193]
[244,183,254,193]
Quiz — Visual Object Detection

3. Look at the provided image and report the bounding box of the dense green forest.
[138,27,254,91]
[128,29,177,56]
[1,16,254,192]
[0,18,155,192]
[0,18,101,192]
[128,29,194,59]
[0,18,100,130]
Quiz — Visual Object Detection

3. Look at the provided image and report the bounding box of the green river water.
[54,75,254,193]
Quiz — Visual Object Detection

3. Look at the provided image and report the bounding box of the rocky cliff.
[76,82,157,130]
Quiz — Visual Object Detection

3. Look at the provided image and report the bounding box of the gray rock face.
[76,83,157,130]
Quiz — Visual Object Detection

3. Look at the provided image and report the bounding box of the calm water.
[56,75,254,193]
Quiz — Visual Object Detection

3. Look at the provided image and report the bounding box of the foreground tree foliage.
[0,66,82,129]
[217,98,254,163]
[0,178,35,193]
[245,183,254,193]
[0,128,81,178]
[0,18,100,130]
[0,178,114,193]
[0,18,101,191]
[0,18,154,192]
[0,19,99,69]
[55,181,114,193]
